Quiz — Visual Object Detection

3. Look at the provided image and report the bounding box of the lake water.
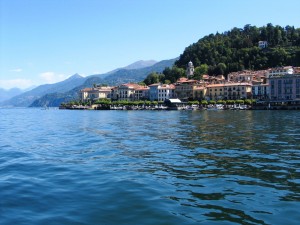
[1,108,299,225]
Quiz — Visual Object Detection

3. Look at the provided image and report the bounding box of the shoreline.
[59,103,300,111]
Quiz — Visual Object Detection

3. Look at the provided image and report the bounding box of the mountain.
[1,74,86,107]
[1,58,175,107]
[29,76,105,107]
[96,60,158,77]
[29,58,176,107]
[97,58,177,85]
[0,88,23,102]
[122,60,157,70]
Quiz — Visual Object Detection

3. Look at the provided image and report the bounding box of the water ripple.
[1,109,300,224]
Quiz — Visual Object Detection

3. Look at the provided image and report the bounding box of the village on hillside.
[63,60,300,111]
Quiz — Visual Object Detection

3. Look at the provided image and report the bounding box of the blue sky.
[0,0,299,89]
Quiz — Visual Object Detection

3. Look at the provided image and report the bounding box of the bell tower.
[186,61,194,78]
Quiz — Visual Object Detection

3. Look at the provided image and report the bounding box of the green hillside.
[175,24,300,76]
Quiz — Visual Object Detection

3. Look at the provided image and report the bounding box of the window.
[278,80,282,94]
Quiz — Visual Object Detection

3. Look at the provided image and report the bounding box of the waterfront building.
[206,83,252,100]
[251,73,269,100]
[148,83,175,101]
[134,86,150,101]
[80,86,112,102]
[269,73,300,101]
[206,84,224,100]
[193,84,207,100]
[111,83,144,101]
[174,78,198,101]
[148,83,159,101]
[252,83,269,100]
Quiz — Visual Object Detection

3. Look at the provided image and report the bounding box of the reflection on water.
[0,109,300,225]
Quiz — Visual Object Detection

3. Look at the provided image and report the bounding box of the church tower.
[186,61,194,78]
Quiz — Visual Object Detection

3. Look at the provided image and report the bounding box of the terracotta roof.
[177,79,198,83]
[93,87,112,92]
[159,85,175,90]
[121,83,142,89]
[177,77,188,82]
[81,88,93,92]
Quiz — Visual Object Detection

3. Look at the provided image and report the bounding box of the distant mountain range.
[0,59,176,107]
[0,74,86,107]
[122,60,157,70]
[0,88,24,102]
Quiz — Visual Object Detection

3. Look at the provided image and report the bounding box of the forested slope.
[175,24,300,75]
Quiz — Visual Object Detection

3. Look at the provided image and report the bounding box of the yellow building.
[193,84,207,100]
[80,87,112,101]
[206,83,252,100]
[174,78,198,100]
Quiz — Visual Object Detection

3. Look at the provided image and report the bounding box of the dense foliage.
[175,24,300,76]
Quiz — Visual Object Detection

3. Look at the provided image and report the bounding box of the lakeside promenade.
[59,100,300,111]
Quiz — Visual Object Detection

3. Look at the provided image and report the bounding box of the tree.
[269,48,288,67]
[214,63,227,75]
[171,24,300,77]
[138,81,146,86]
[193,64,208,80]
[144,72,161,85]
[163,66,185,83]
[201,100,208,105]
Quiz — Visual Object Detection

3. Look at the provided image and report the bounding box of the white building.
[149,83,175,101]
[267,66,294,78]
[258,41,268,49]
[111,83,149,101]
